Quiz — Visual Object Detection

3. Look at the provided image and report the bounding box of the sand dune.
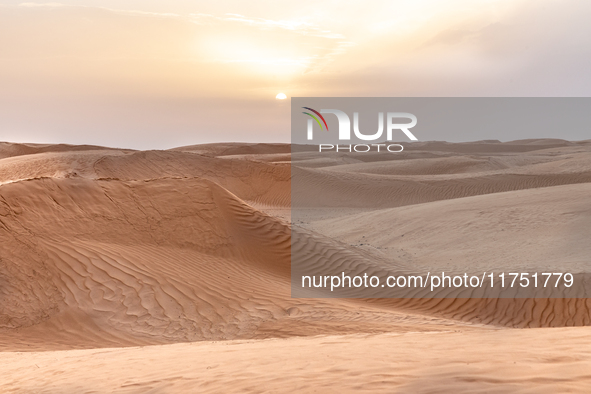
[309,183,591,273]
[0,149,291,205]
[0,175,460,350]
[0,139,590,392]
[292,141,591,208]
[0,142,129,160]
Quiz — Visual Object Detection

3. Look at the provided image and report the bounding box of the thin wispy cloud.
[18,2,182,18]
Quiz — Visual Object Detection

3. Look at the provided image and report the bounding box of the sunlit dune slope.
[0,176,290,347]
[0,142,129,160]
[0,175,464,350]
[0,148,291,206]
[94,150,291,206]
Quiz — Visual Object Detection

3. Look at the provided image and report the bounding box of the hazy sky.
[1,0,590,149]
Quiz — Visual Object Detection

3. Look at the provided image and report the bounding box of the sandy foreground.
[0,139,590,392]
[2,328,591,393]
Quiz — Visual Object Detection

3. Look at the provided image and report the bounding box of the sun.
[275,93,287,100]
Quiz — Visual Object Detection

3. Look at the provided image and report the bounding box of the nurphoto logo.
[302,107,418,153]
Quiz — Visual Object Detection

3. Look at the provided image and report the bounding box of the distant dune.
[1,140,591,392]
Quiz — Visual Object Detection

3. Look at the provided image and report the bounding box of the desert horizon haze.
[2,0,591,393]
[1,0,591,148]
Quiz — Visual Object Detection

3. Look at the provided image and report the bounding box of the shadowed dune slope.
[292,142,591,208]
[292,165,591,208]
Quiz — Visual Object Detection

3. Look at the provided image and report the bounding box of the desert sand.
[1,139,591,392]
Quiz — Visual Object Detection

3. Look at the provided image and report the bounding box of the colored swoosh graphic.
[303,107,329,131]
[302,112,323,130]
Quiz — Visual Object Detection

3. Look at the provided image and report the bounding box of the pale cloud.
[18,3,65,7]
[187,11,350,71]
[5,3,350,73]
[216,13,346,39]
